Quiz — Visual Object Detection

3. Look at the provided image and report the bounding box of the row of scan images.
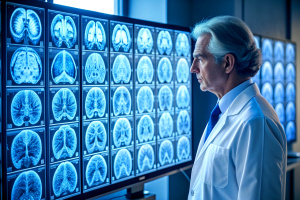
[6,45,191,87]
[7,4,190,56]
[260,82,295,105]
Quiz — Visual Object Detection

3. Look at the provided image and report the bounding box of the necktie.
[204,103,222,142]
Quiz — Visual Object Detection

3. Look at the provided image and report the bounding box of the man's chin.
[200,85,207,92]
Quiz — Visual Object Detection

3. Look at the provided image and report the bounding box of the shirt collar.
[218,79,253,114]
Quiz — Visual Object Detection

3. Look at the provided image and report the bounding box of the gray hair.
[191,16,261,77]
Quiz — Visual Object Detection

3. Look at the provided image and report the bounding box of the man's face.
[190,34,226,96]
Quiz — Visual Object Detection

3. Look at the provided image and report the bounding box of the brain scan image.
[51,14,77,48]
[114,149,132,179]
[176,58,189,83]
[286,63,295,82]
[274,41,284,62]
[52,161,77,197]
[112,24,131,52]
[159,140,174,166]
[137,56,154,83]
[157,57,172,83]
[158,86,173,111]
[262,39,273,61]
[275,103,285,124]
[261,83,273,104]
[254,36,260,48]
[84,20,106,50]
[286,83,295,101]
[137,28,153,53]
[137,86,154,113]
[157,30,173,55]
[51,50,77,84]
[159,112,173,138]
[137,144,154,172]
[85,87,106,118]
[286,121,296,142]
[274,83,284,103]
[85,121,107,153]
[10,8,42,45]
[10,47,42,84]
[113,118,132,148]
[112,54,131,83]
[177,110,190,135]
[52,125,77,160]
[286,102,295,121]
[137,115,154,143]
[11,170,42,200]
[176,33,189,57]
[274,62,284,82]
[177,136,190,161]
[85,53,106,84]
[176,85,190,108]
[52,88,77,121]
[86,154,107,186]
[113,86,131,116]
[11,130,42,169]
[11,90,42,126]
[286,43,295,63]
[261,61,273,82]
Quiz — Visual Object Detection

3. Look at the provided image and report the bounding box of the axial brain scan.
[113,86,131,116]
[10,47,42,84]
[113,118,132,148]
[274,42,284,62]
[275,103,285,124]
[286,102,295,121]
[11,170,42,200]
[286,43,295,63]
[157,57,172,83]
[137,115,154,143]
[137,144,154,172]
[286,63,295,82]
[177,136,190,161]
[53,161,77,197]
[114,148,132,179]
[84,20,106,50]
[51,50,77,84]
[112,24,131,52]
[176,85,190,108]
[86,154,107,186]
[11,130,42,169]
[112,54,131,83]
[137,56,154,83]
[159,140,174,166]
[137,28,153,54]
[274,83,284,103]
[85,53,106,84]
[85,121,107,153]
[157,30,173,55]
[274,62,284,82]
[11,90,42,126]
[286,83,296,101]
[137,86,154,113]
[176,58,189,83]
[261,83,273,104]
[85,87,106,118]
[51,14,77,48]
[159,112,173,138]
[177,110,190,135]
[52,88,77,121]
[286,121,296,142]
[262,39,273,61]
[52,125,77,160]
[176,33,189,57]
[261,61,273,82]
[10,8,42,45]
[158,86,173,111]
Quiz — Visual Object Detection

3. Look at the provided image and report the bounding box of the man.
[189,16,287,200]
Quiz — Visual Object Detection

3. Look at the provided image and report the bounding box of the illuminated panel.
[261,61,273,83]
[156,28,173,56]
[135,25,154,54]
[157,57,173,84]
[261,82,273,105]
[110,53,132,84]
[176,58,189,83]
[111,147,134,182]
[176,110,191,135]
[286,63,295,82]
[286,43,295,63]
[176,135,191,163]
[111,86,132,117]
[157,139,175,168]
[136,143,156,174]
[135,55,154,84]
[111,117,133,149]
[253,35,260,49]
[274,83,284,104]
[136,114,155,144]
[83,87,108,120]
[274,62,284,83]
[274,41,284,62]
[110,21,133,53]
[261,38,273,61]
[158,85,173,112]
[136,86,154,114]
[175,31,190,57]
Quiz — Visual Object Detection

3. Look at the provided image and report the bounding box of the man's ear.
[223,54,235,74]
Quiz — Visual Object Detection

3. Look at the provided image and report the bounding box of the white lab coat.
[188,84,287,200]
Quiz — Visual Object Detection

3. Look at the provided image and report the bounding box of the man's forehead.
[193,34,211,57]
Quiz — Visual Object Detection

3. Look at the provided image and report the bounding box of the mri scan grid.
[82,119,109,156]
[48,10,79,49]
[110,53,133,85]
[157,139,175,168]
[111,147,134,182]
[175,31,190,57]
[136,143,156,174]
[49,123,79,163]
[6,88,45,130]
[82,16,108,51]
[135,25,155,54]
[156,28,174,56]
[136,85,155,114]
[110,21,133,53]
[111,86,133,117]
[175,135,191,163]
[135,55,155,84]
[6,128,45,173]
[83,153,109,191]
[111,117,133,149]
[7,166,46,200]
[135,114,156,144]
[7,3,45,46]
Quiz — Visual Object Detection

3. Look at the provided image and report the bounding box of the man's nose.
[190,60,197,73]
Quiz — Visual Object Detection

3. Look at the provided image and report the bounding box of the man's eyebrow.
[193,53,206,59]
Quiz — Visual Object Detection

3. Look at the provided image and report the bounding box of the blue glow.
[175,33,189,57]
[112,24,131,52]
[176,58,189,83]
[158,86,173,111]
[86,154,107,186]
[176,85,190,108]
[159,139,173,166]
[159,112,173,138]
[177,110,190,135]
[157,57,172,83]
[52,88,77,121]
[112,54,131,83]
[85,20,106,50]
[177,136,190,161]
[137,115,154,143]
[113,118,132,148]
[85,53,106,84]
[261,61,273,82]
[85,87,106,118]
[137,28,153,54]
[137,144,154,172]
[157,30,172,55]
[85,121,107,153]
[137,86,154,113]
[114,149,132,179]
[137,56,154,83]
[112,86,131,116]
